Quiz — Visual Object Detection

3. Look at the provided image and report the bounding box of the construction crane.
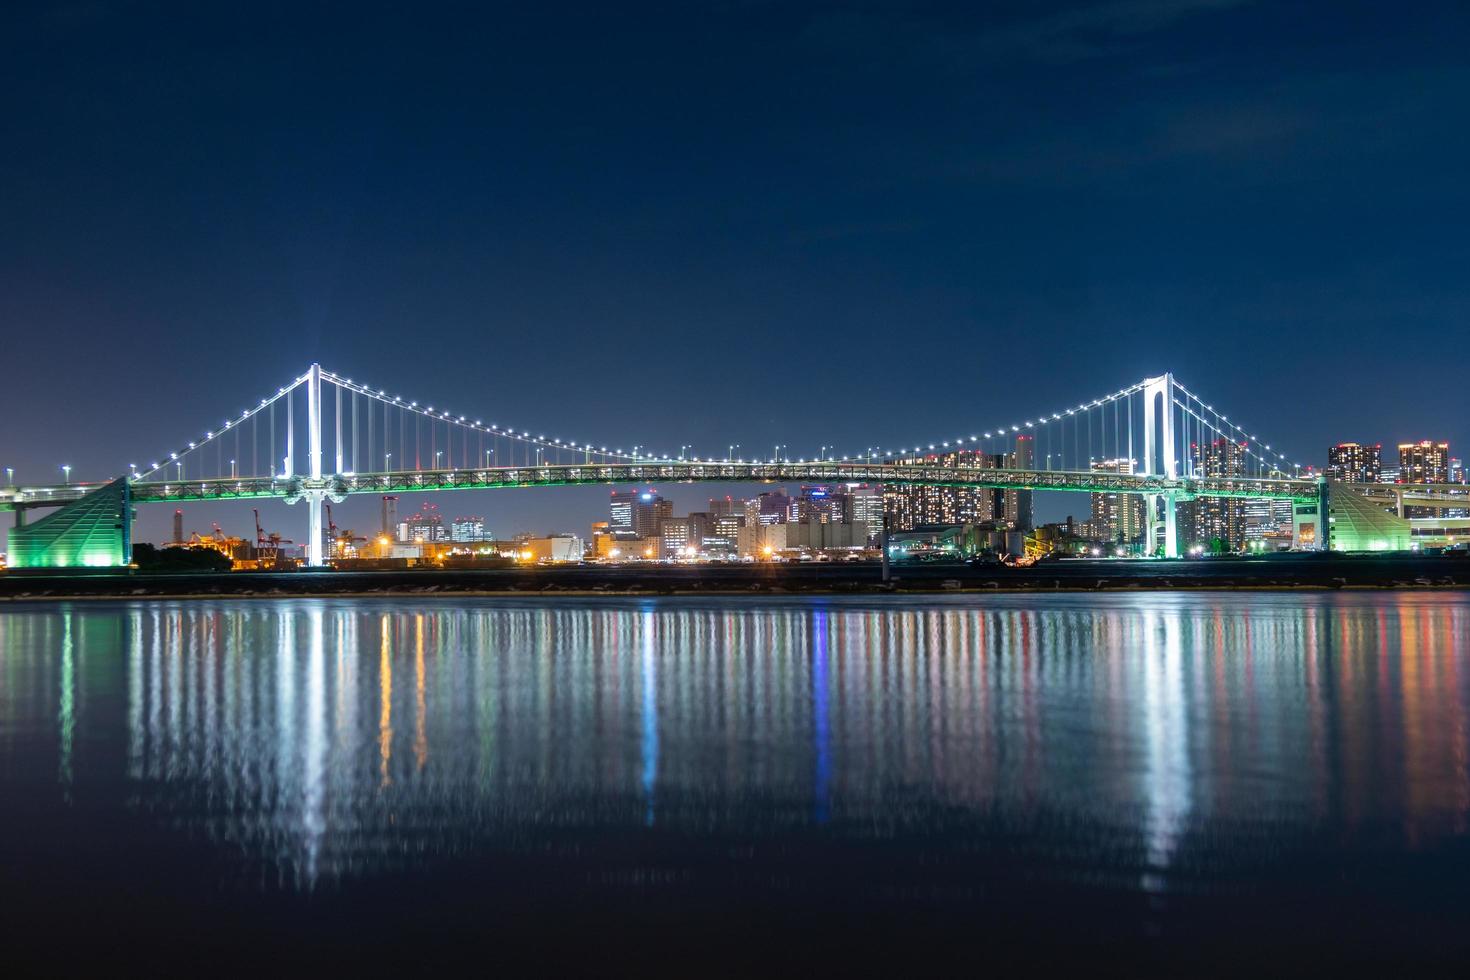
[252,508,293,565]
[324,504,367,559]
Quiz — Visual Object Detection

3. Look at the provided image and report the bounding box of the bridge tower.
[1141,373,1180,558]
[305,362,326,566]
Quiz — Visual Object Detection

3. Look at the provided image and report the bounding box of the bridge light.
[170,453,178,459]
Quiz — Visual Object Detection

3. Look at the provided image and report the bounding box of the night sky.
[3,1,1468,545]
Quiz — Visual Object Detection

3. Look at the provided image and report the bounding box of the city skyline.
[4,2,1469,548]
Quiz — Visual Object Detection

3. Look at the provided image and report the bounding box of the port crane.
[324,504,367,559]
[253,509,293,564]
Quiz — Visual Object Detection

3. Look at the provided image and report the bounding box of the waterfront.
[3,593,1469,972]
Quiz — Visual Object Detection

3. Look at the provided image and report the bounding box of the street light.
[384,452,392,472]
[434,451,443,469]
[62,464,71,485]
[5,467,13,487]
[230,459,237,479]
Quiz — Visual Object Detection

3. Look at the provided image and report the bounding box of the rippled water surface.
[3,593,1468,972]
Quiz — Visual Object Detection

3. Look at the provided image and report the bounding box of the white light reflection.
[1140,607,1192,893]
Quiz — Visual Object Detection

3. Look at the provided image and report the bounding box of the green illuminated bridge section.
[1,463,1325,509]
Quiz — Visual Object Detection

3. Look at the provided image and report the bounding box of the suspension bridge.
[2,365,1458,568]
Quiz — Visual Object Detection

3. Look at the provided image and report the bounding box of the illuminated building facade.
[1398,441,1449,484]
[1326,443,1382,484]
[1089,459,1144,545]
[883,450,998,531]
[610,489,665,538]
[450,517,490,542]
[1190,439,1248,550]
[399,503,448,542]
[883,437,1034,532]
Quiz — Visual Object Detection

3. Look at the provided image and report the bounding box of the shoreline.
[3,555,1468,601]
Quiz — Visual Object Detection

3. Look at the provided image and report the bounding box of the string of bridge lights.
[868,381,1150,464]
[321,370,643,464]
[132,368,1302,482]
[1170,378,1303,475]
[138,373,308,479]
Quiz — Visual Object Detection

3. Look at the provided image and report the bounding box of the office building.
[755,489,792,526]
[1005,435,1035,532]
[847,484,884,543]
[882,437,1034,532]
[1398,441,1449,484]
[708,496,746,517]
[399,503,448,543]
[1243,497,1294,550]
[1089,459,1144,546]
[708,512,745,555]
[1190,439,1248,550]
[660,516,694,555]
[450,517,490,542]
[883,449,999,531]
[610,489,665,538]
[1326,443,1382,484]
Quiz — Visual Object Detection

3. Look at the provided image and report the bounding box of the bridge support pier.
[304,362,326,567]
[1164,491,1179,559]
[14,507,24,528]
[880,512,890,583]
[306,491,325,567]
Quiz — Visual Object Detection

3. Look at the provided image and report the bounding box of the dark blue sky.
[3,1,1468,543]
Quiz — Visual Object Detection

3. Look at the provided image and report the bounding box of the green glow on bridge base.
[7,478,132,569]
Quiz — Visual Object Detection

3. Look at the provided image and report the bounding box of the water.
[2,593,1468,972]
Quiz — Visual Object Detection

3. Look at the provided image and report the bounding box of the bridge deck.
[2,462,1326,510]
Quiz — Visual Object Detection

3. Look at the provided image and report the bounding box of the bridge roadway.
[2,461,1325,511]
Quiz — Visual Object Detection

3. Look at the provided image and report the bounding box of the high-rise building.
[847,484,884,543]
[1398,441,1449,484]
[882,450,1001,531]
[610,489,665,538]
[755,489,792,526]
[1326,443,1382,484]
[399,503,448,542]
[1190,439,1248,550]
[380,495,399,538]
[1004,436,1035,532]
[1243,497,1294,550]
[659,516,693,555]
[708,496,746,517]
[794,485,851,524]
[708,512,745,554]
[450,517,489,542]
[1089,459,1144,546]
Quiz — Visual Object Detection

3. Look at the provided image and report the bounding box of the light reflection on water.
[2,593,1468,894]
